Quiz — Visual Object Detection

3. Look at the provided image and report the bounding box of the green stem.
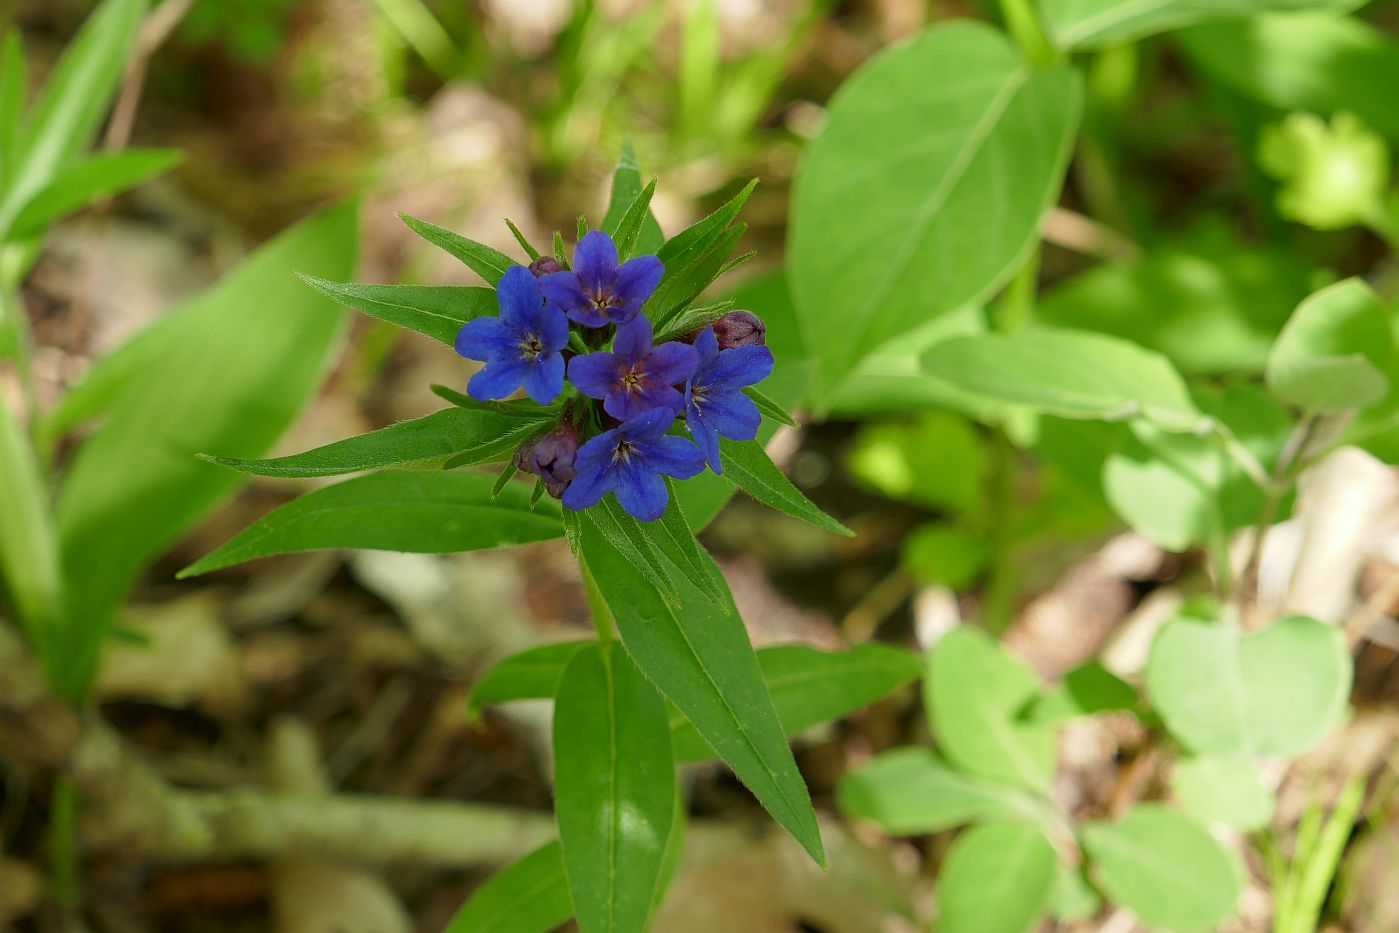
[48,776,79,909]
[982,428,1020,636]
[996,0,1057,67]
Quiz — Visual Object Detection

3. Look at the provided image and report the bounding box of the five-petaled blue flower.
[538,230,664,328]
[568,314,698,420]
[562,408,706,521]
[455,265,569,404]
[685,326,774,473]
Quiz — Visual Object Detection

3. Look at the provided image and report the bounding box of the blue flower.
[684,327,774,473]
[562,409,706,521]
[538,230,664,328]
[455,265,568,404]
[567,314,698,420]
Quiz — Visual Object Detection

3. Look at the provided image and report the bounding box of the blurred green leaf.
[1082,804,1241,933]
[719,437,852,536]
[0,32,27,189]
[610,177,658,262]
[901,524,989,589]
[9,149,182,240]
[301,277,497,346]
[839,748,1042,834]
[603,143,664,256]
[1103,421,1224,552]
[0,385,62,657]
[554,642,674,933]
[1173,755,1276,831]
[179,471,562,578]
[1267,278,1392,414]
[400,213,515,286]
[1039,0,1358,50]
[578,512,825,866]
[1146,615,1351,758]
[1258,111,1390,230]
[790,21,1080,401]
[846,412,986,513]
[939,822,1058,933]
[1029,660,1138,726]
[50,202,357,698]
[672,643,923,763]
[1049,865,1101,922]
[467,640,592,722]
[928,627,1055,793]
[444,841,573,933]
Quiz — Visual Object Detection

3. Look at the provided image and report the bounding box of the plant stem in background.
[996,0,1055,68]
[1236,416,1319,616]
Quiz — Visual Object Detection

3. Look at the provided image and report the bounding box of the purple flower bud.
[513,439,538,474]
[528,424,583,494]
[529,256,565,277]
[712,311,766,349]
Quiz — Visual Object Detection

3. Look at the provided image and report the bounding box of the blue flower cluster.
[455,230,773,521]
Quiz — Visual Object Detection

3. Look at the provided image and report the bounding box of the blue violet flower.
[684,326,774,473]
[538,230,664,328]
[568,314,698,420]
[455,265,568,404]
[562,408,706,521]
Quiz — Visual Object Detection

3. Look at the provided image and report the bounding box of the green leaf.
[399,212,515,286]
[646,488,729,605]
[1082,804,1241,933]
[1049,865,1101,923]
[922,329,1202,430]
[467,640,592,722]
[444,841,573,933]
[179,470,562,578]
[1173,755,1276,831]
[1145,614,1351,758]
[1103,423,1224,552]
[611,177,658,261]
[0,0,146,240]
[718,438,852,536]
[300,276,497,346]
[505,218,540,260]
[589,497,681,607]
[672,643,923,763]
[1030,660,1138,726]
[838,748,1043,834]
[0,32,26,188]
[1038,0,1357,51]
[0,388,63,656]
[50,202,357,699]
[743,386,798,428]
[554,642,675,933]
[430,384,555,419]
[901,524,989,589]
[656,179,756,269]
[9,148,182,239]
[790,21,1081,401]
[846,412,986,513]
[1266,278,1392,414]
[578,512,825,866]
[939,823,1058,933]
[203,408,549,478]
[927,627,1055,793]
[602,143,664,256]
[645,224,745,329]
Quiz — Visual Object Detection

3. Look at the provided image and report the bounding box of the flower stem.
[580,554,614,641]
[996,0,1057,67]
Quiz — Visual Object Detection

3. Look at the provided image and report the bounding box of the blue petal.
[613,315,653,363]
[686,402,722,473]
[538,271,605,328]
[567,352,619,400]
[573,230,619,295]
[538,304,570,354]
[616,408,675,441]
[612,255,664,320]
[455,316,510,361]
[703,388,761,441]
[704,345,774,392]
[496,265,541,330]
[637,434,707,480]
[562,457,615,512]
[574,427,622,471]
[645,341,699,386]
[522,353,565,404]
[614,460,668,521]
[605,382,683,421]
[692,327,720,375]
[467,358,528,400]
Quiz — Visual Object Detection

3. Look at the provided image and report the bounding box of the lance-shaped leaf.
[611,177,659,261]
[645,224,746,329]
[10,148,182,239]
[203,408,550,478]
[554,643,675,933]
[400,213,515,285]
[300,277,497,346]
[444,841,573,933]
[839,748,1044,834]
[656,179,756,270]
[466,640,593,722]
[719,438,852,536]
[790,21,1080,401]
[179,471,561,577]
[578,512,825,866]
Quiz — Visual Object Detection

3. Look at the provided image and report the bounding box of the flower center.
[519,333,544,360]
[613,439,635,464]
[590,289,617,313]
[621,369,643,391]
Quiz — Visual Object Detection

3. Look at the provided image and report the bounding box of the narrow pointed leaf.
[505,218,540,260]
[719,438,852,536]
[400,212,515,285]
[0,32,26,186]
[300,276,497,346]
[10,149,183,239]
[444,841,573,933]
[554,643,675,933]
[612,177,658,260]
[429,384,555,419]
[466,640,593,722]
[1040,0,1356,51]
[656,178,756,268]
[603,143,664,255]
[744,386,799,427]
[646,224,746,330]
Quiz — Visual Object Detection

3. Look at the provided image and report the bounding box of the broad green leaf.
[589,498,681,607]
[444,841,573,933]
[1038,0,1357,51]
[467,640,592,721]
[1146,615,1351,758]
[554,643,675,933]
[578,512,825,866]
[611,490,727,606]
[300,277,497,346]
[790,21,1081,401]
[1049,865,1101,923]
[928,627,1055,793]
[1179,13,1399,143]
[922,329,1201,430]
[672,643,923,763]
[400,213,515,286]
[179,470,562,578]
[202,408,549,478]
[1173,755,1276,831]
[9,149,182,239]
[939,822,1058,933]
[1266,278,1392,414]
[1082,804,1241,933]
[1103,423,1223,552]
[51,202,357,699]
[838,748,1042,834]
[718,438,852,536]
[0,0,146,239]
[0,389,62,657]
[1029,661,1138,726]
[602,143,664,256]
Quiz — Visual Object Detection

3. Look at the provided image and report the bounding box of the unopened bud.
[513,439,538,474]
[529,256,565,277]
[712,311,766,349]
[528,424,582,495]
